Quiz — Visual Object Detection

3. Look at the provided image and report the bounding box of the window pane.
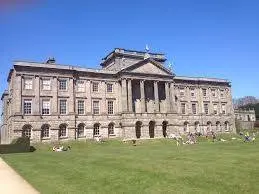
[93,101,99,114]
[59,80,67,90]
[181,103,185,114]
[107,83,113,93]
[24,100,32,115]
[192,104,196,114]
[42,100,50,115]
[94,124,100,135]
[202,89,207,97]
[78,100,84,115]
[204,103,209,115]
[77,80,85,92]
[42,79,51,90]
[92,82,99,92]
[60,100,67,114]
[108,124,114,135]
[24,78,33,90]
[108,101,114,115]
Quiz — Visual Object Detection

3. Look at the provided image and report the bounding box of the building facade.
[1,48,235,144]
[234,109,256,130]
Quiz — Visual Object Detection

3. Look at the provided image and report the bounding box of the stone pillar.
[34,76,40,114]
[140,80,146,113]
[154,81,159,112]
[169,82,176,113]
[127,79,133,112]
[155,125,163,138]
[86,80,92,114]
[121,79,128,112]
[165,82,170,113]
[52,77,58,114]
[68,78,75,114]
[13,75,22,114]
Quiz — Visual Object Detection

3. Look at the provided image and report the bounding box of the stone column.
[165,82,170,113]
[127,79,133,112]
[34,76,40,114]
[121,79,128,112]
[140,80,146,113]
[169,82,176,113]
[154,81,159,112]
[13,75,22,114]
[51,77,58,115]
[68,78,75,114]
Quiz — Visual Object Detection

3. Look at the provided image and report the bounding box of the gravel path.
[0,157,39,194]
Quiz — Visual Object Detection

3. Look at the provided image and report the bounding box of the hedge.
[0,137,31,154]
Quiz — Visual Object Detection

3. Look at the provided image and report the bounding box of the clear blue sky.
[0,0,258,99]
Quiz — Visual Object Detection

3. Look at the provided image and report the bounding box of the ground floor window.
[59,124,67,137]
[77,124,85,137]
[41,124,50,138]
[22,125,32,138]
[108,123,114,135]
[94,123,100,136]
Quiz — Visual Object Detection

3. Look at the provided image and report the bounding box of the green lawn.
[2,137,259,194]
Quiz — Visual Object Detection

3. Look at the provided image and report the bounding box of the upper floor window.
[181,103,186,114]
[107,83,113,93]
[211,89,216,97]
[204,103,209,115]
[180,88,185,96]
[220,90,225,98]
[77,80,85,92]
[24,99,32,115]
[59,99,67,115]
[93,101,100,115]
[59,79,67,91]
[202,89,207,97]
[77,100,85,115]
[190,89,195,97]
[107,101,114,115]
[42,79,51,90]
[92,82,99,92]
[192,103,197,115]
[24,78,33,90]
[42,100,50,115]
[213,104,218,115]
[222,104,226,114]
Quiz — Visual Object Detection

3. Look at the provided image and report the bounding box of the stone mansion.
[0,48,235,143]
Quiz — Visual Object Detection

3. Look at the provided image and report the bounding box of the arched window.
[162,121,168,138]
[59,124,67,137]
[207,121,212,132]
[22,124,32,138]
[93,123,100,136]
[135,121,142,139]
[184,121,189,132]
[194,121,200,132]
[41,124,50,138]
[225,121,229,131]
[77,123,85,137]
[149,121,155,138]
[216,121,221,132]
[108,123,114,136]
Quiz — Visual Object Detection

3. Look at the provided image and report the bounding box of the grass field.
[2,136,259,194]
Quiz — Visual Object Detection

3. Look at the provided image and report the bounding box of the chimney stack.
[46,57,56,64]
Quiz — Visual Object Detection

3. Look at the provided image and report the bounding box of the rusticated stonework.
[1,48,235,144]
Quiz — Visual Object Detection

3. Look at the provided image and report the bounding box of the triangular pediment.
[120,58,172,76]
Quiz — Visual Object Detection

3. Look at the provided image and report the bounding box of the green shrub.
[0,137,30,154]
